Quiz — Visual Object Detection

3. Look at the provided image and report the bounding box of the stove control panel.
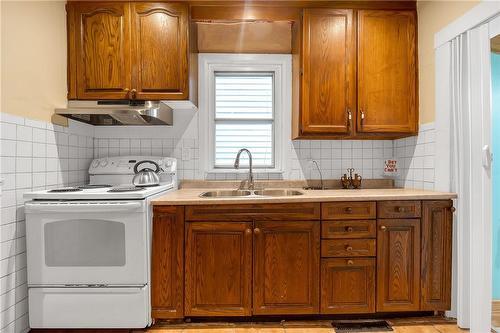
[89,156,177,175]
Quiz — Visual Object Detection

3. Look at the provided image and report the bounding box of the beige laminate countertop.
[152,188,457,206]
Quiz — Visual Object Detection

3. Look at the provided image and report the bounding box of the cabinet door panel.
[321,258,375,314]
[185,222,252,316]
[377,219,420,311]
[253,221,320,315]
[70,2,132,99]
[151,206,184,319]
[301,9,355,135]
[421,201,453,310]
[131,3,188,100]
[357,10,417,134]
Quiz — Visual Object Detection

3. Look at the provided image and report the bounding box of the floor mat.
[333,320,393,332]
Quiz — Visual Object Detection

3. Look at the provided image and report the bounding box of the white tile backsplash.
[394,123,436,190]
[0,113,94,333]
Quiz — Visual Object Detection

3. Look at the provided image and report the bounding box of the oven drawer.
[28,286,150,328]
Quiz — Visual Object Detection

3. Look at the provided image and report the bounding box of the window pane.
[215,122,273,168]
[215,73,273,119]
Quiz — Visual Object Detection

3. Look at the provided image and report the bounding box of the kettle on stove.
[132,160,162,187]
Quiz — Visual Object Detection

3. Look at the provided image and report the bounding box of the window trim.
[198,54,292,174]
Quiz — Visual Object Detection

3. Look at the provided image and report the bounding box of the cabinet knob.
[451,207,456,213]
[130,89,137,99]
[360,109,365,124]
[345,207,353,213]
[245,228,252,235]
[380,225,386,231]
[124,88,130,92]
[345,245,353,252]
[254,228,261,235]
[345,226,354,232]
[397,207,405,213]
[347,260,354,266]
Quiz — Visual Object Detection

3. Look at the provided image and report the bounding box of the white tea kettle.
[132,160,162,187]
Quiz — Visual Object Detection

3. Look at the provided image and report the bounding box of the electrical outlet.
[182,147,191,161]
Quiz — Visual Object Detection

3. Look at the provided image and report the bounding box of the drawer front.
[186,203,320,221]
[378,201,421,218]
[322,220,376,239]
[322,202,376,220]
[321,239,376,257]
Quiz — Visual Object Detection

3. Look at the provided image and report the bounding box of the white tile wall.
[394,123,436,190]
[0,113,94,333]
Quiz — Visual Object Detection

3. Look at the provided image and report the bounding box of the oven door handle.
[25,202,143,213]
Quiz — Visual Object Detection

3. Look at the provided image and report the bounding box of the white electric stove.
[24,156,177,329]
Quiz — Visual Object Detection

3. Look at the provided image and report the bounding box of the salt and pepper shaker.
[341,168,362,189]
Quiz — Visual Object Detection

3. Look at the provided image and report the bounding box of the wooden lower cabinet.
[253,221,320,315]
[376,219,421,312]
[421,201,453,310]
[152,200,454,319]
[321,258,375,314]
[185,222,253,316]
[151,206,184,319]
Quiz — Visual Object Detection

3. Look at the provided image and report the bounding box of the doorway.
[492,33,500,333]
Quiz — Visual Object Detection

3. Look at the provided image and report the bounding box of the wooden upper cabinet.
[357,10,418,134]
[253,221,320,315]
[131,3,188,100]
[185,222,253,317]
[68,2,132,100]
[151,206,184,319]
[67,2,189,100]
[421,201,453,311]
[377,219,420,312]
[301,9,356,135]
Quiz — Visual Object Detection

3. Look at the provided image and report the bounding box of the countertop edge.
[152,190,457,206]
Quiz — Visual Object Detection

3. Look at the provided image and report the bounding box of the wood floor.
[493,300,500,331]
[135,316,465,333]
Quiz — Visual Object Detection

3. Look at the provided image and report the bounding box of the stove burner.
[48,188,83,193]
[78,184,112,189]
[108,186,146,193]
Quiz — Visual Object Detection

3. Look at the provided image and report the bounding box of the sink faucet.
[234,148,254,190]
[312,160,324,190]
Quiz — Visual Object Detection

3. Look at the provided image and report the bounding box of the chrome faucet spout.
[234,148,254,190]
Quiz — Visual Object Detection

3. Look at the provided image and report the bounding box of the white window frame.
[198,53,291,174]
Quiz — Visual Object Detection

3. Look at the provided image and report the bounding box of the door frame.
[435,3,500,331]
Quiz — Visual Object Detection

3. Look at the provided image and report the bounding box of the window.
[199,54,291,174]
[214,72,274,168]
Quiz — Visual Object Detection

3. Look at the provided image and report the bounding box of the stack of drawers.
[320,202,377,314]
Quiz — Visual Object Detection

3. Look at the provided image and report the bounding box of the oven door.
[25,201,148,286]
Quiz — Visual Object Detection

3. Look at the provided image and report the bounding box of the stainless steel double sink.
[199,189,303,198]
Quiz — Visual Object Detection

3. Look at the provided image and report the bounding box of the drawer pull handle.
[345,246,353,252]
[345,226,354,232]
[245,228,252,235]
[397,207,406,213]
[254,228,261,235]
[380,225,386,231]
[347,260,354,265]
[345,207,353,213]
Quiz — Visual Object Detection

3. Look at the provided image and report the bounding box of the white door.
[25,200,148,286]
